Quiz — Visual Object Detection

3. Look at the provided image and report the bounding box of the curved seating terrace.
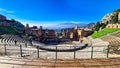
[100,35,120,46]
[0,34,29,45]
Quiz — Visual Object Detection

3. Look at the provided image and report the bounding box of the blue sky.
[0,0,120,27]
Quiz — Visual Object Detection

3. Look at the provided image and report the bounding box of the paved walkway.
[0,56,120,68]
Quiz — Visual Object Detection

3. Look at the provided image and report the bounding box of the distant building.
[24,24,42,37]
[62,25,84,42]
[23,24,56,37]
[45,29,56,37]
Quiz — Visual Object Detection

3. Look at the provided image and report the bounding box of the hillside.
[0,14,25,35]
[0,14,25,30]
[0,26,19,34]
[5,19,25,30]
[91,28,120,38]
[101,9,120,24]
[92,9,120,38]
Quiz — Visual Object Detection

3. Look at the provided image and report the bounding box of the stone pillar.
[25,24,30,34]
[39,26,42,36]
[117,24,120,28]
[70,32,73,40]
[77,29,84,42]
[40,26,42,30]
[26,24,29,28]
[118,12,120,22]
[74,25,78,30]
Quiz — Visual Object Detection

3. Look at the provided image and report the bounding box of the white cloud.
[0,8,16,19]
[16,19,86,29]
[6,14,17,19]
[0,8,15,13]
[16,19,64,26]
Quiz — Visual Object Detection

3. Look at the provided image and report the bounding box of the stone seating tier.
[0,34,29,45]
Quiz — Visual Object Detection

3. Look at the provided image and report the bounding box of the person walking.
[25,43,27,47]
[14,40,17,45]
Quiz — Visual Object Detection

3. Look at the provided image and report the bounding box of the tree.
[100,23,106,28]
[93,22,101,31]
[111,13,118,24]
[93,22,107,31]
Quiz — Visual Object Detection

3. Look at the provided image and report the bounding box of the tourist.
[25,43,27,47]
[14,40,17,45]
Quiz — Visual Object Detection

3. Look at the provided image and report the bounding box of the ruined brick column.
[77,29,84,43]
[118,12,120,22]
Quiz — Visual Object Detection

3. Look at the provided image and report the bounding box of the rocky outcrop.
[101,9,120,24]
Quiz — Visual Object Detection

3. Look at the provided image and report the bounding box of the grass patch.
[91,28,120,39]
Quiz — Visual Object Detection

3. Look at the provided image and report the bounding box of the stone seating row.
[0,34,29,45]
[112,31,120,38]
[100,35,120,46]
[100,35,120,51]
